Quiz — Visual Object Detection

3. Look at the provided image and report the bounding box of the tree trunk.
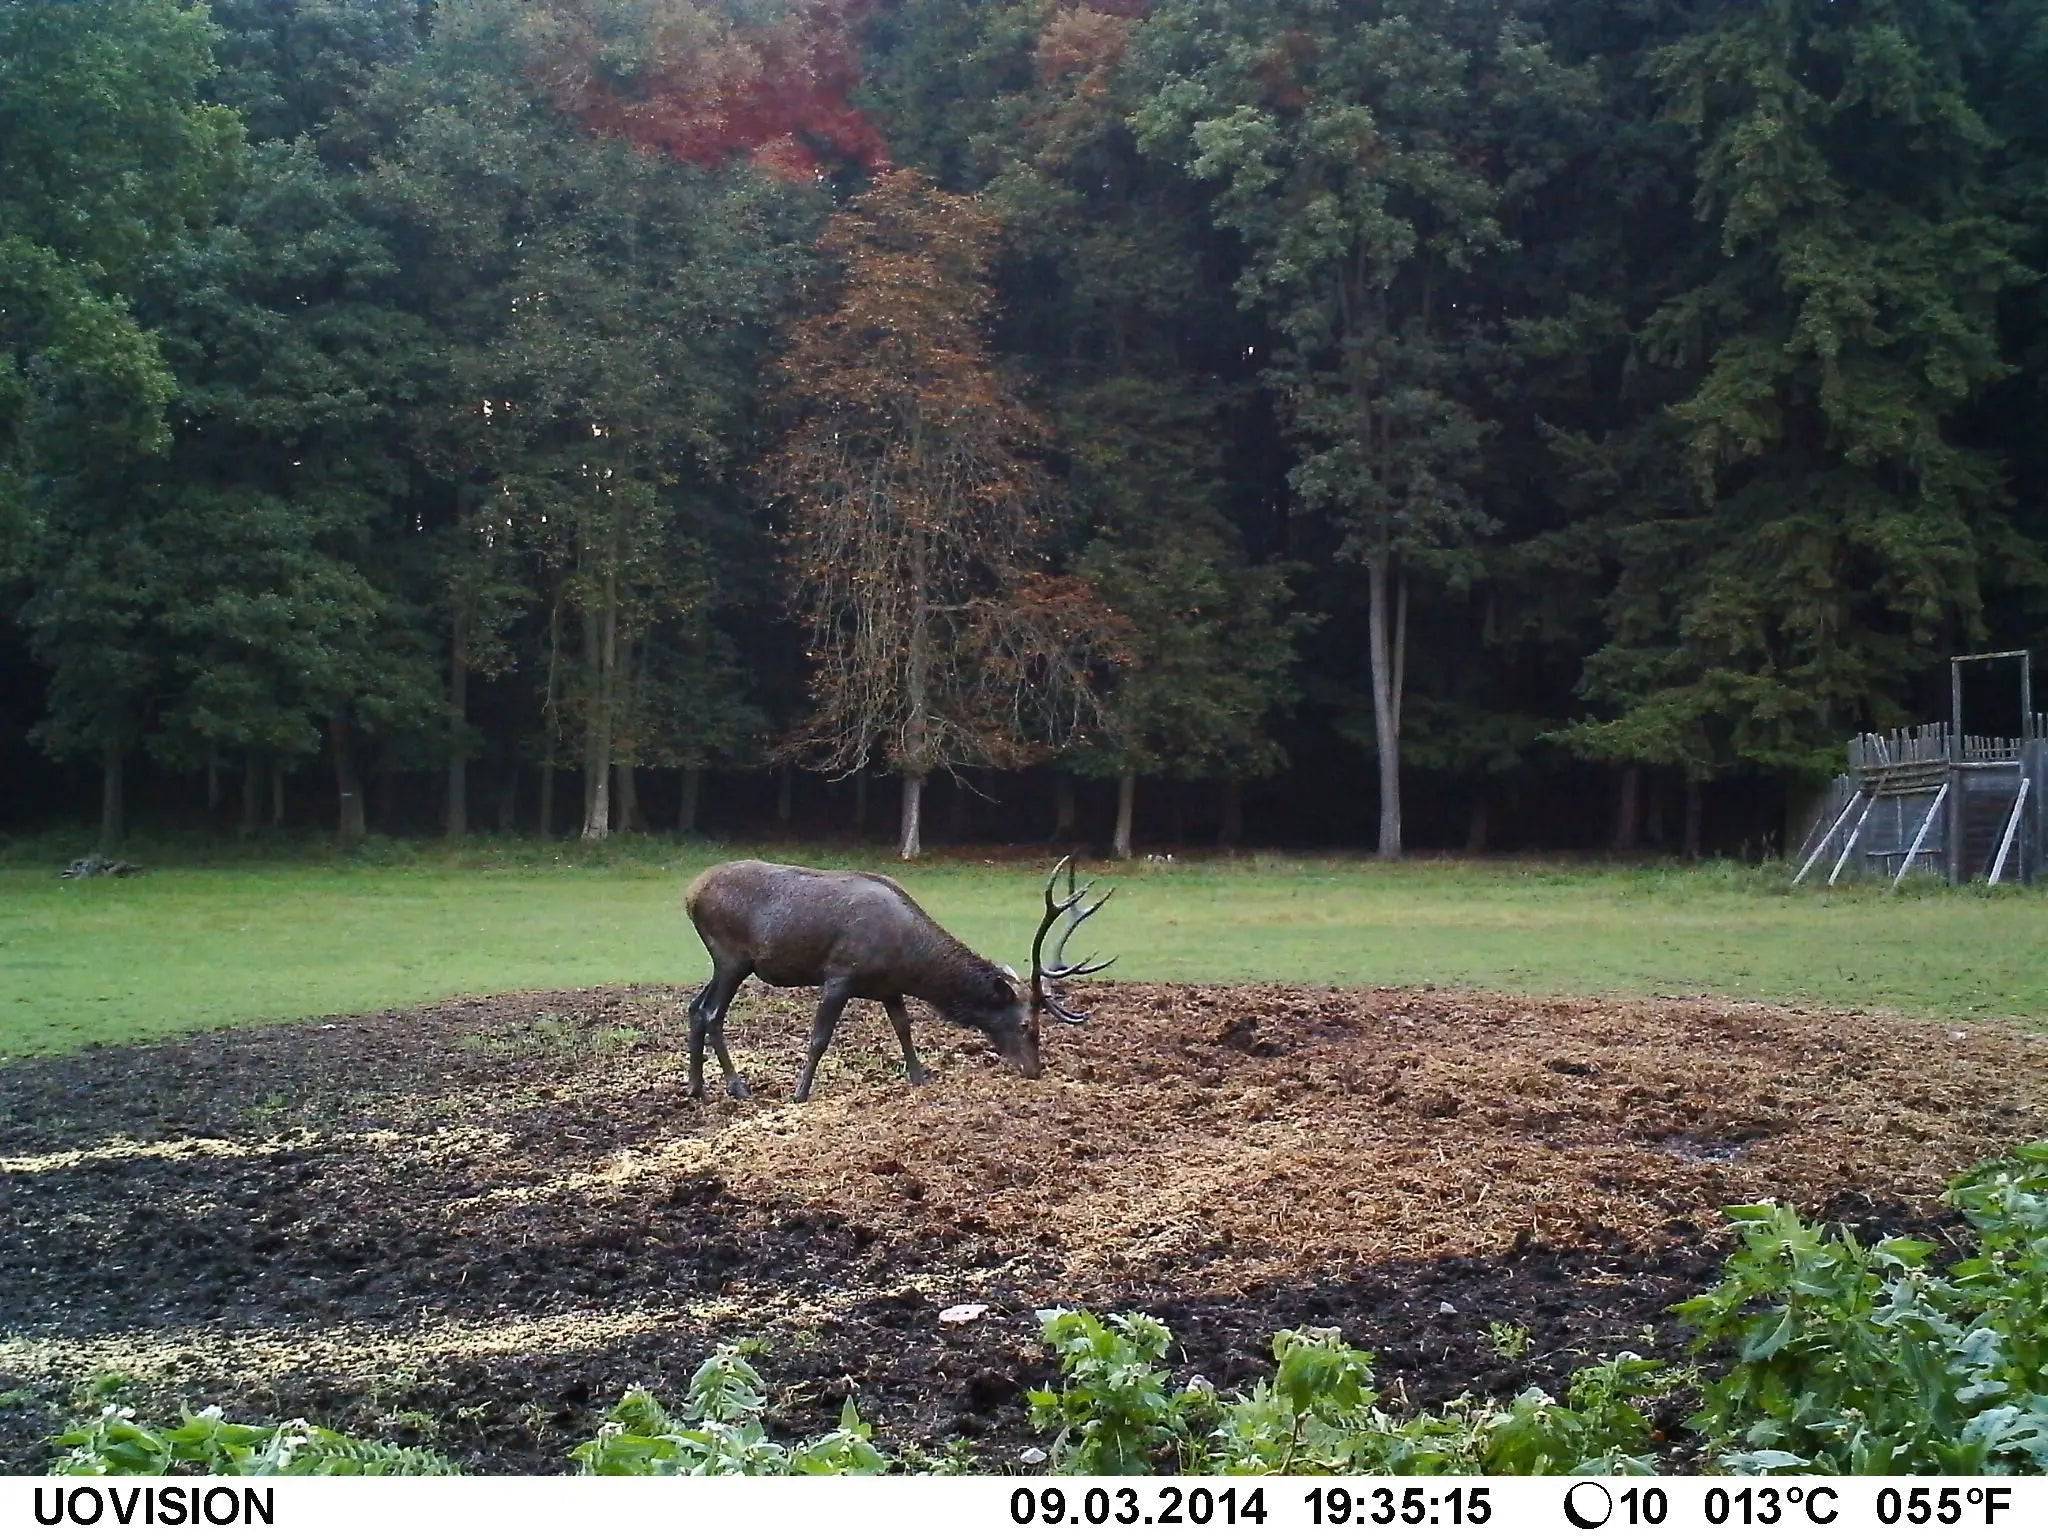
[539,582,562,840]
[1366,559,1404,859]
[776,764,794,825]
[205,748,222,815]
[899,771,924,860]
[580,614,599,835]
[446,613,468,838]
[1113,769,1136,860]
[330,713,366,845]
[494,764,518,832]
[612,628,645,834]
[1645,775,1667,848]
[901,521,930,864]
[1466,793,1490,854]
[1683,777,1703,860]
[1613,765,1641,853]
[614,762,638,833]
[852,770,867,834]
[372,755,398,834]
[679,766,701,835]
[240,756,261,837]
[1218,778,1243,848]
[583,755,610,840]
[580,583,616,842]
[271,760,285,827]
[1053,772,1077,841]
[1167,782,1186,845]
[99,742,124,848]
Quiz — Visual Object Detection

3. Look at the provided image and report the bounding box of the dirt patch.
[1,983,2039,1471]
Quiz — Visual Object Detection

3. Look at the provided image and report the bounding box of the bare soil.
[2,982,2041,1472]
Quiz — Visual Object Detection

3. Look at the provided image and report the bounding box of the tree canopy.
[3,0,2044,859]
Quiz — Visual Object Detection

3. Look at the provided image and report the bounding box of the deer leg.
[687,986,711,1100]
[690,961,750,1100]
[708,1011,749,1100]
[791,979,853,1104]
[883,996,928,1086]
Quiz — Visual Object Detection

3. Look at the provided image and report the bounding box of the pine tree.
[1570,0,2036,790]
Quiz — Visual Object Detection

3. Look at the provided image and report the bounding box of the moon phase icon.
[1562,1481,1614,1530]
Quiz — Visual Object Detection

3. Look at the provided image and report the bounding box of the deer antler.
[1031,855,1116,1024]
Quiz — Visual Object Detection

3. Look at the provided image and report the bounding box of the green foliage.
[54,1344,883,1479]
[1572,0,2038,779]
[1,0,245,776]
[52,1407,461,1476]
[855,0,1037,190]
[569,1345,888,1476]
[367,0,815,837]
[1029,1311,1669,1476]
[1679,1144,2048,1474]
[1488,1320,1532,1362]
[1210,1335,1668,1476]
[1127,0,1599,854]
[0,0,242,530]
[1131,0,1533,573]
[1068,380,1304,785]
[132,136,437,777]
[206,0,424,145]
[1027,1309,1210,1474]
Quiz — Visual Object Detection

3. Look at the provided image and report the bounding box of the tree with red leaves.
[523,0,888,181]
[768,170,1120,859]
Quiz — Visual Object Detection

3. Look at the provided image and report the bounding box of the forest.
[4,0,2045,860]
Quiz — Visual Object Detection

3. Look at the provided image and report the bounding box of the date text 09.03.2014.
[1006,1485,1496,1528]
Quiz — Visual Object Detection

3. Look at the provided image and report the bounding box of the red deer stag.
[682,856,1114,1102]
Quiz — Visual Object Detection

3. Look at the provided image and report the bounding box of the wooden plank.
[1795,790,1865,885]
[1891,783,1949,892]
[1829,792,1880,886]
[1989,778,2031,886]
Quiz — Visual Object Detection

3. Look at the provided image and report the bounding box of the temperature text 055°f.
[1874,1488,2014,1527]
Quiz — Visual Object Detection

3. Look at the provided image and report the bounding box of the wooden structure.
[1794,652,2043,888]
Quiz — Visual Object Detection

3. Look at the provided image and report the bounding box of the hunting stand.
[1794,651,2044,889]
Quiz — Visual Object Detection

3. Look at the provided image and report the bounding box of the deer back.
[686,860,996,1001]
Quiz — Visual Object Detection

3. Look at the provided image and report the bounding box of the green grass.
[2,832,2044,1058]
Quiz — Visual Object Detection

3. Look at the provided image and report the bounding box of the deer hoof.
[726,1077,751,1101]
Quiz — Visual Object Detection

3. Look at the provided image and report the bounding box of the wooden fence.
[1794,727,2043,887]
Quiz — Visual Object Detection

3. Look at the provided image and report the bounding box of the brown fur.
[683,860,1034,1102]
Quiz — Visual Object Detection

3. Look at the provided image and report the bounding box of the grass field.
[2,833,2045,1058]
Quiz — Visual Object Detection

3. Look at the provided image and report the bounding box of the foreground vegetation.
[42,1147,2048,1477]
[5,843,2048,1057]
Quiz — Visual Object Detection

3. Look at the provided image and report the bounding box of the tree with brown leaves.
[769,170,1118,859]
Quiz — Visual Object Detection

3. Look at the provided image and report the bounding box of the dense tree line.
[3,0,2043,858]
